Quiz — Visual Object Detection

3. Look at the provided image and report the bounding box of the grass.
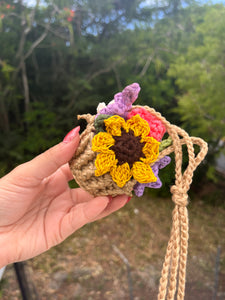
[1,194,225,299]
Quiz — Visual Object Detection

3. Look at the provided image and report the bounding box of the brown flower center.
[110,129,145,167]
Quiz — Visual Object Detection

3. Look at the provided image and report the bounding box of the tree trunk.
[0,97,10,132]
[21,60,30,112]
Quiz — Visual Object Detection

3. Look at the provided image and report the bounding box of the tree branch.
[113,66,122,90]
[139,53,155,77]
[24,30,48,61]
[37,23,69,40]
[66,56,125,111]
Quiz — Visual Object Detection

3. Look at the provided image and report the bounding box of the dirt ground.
[1,195,225,299]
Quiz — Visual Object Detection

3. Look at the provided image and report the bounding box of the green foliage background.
[0,0,224,197]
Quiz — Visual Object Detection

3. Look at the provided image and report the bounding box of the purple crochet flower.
[134,156,171,197]
[97,83,141,118]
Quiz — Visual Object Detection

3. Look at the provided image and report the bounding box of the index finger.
[11,131,80,184]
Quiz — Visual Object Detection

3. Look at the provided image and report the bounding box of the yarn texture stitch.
[69,83,208,300]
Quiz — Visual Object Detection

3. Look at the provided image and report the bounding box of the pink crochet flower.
[128,108,166,141]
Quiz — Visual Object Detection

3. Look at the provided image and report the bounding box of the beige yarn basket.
[69,113,137,197]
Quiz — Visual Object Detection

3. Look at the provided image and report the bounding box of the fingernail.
[108,196,113,201]
[63,126,80,143]
[126,196,132,204]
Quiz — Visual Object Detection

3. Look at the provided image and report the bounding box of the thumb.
[13,126,80,182]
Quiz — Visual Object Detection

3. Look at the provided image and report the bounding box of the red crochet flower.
[128,108,166,141]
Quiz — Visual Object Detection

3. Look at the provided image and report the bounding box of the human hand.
[0,127,130,267]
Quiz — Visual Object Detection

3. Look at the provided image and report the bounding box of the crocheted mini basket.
[69,83,208,300]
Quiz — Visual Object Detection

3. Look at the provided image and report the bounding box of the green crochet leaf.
[94,114,112,133]
[159,136,173,152]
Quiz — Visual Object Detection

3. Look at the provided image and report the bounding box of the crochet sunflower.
[92,114,160,188]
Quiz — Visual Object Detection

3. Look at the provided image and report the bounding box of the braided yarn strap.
[134,106,208,300]
[69,84,208,300]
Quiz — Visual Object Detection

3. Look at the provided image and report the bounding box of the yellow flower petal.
[110,162,132,188]
[132,161,157,183]
[95,151,117,176]
[126,114,150,137]
[141,136,160,164]
[92,132,115,153]
[104,115,126,136]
